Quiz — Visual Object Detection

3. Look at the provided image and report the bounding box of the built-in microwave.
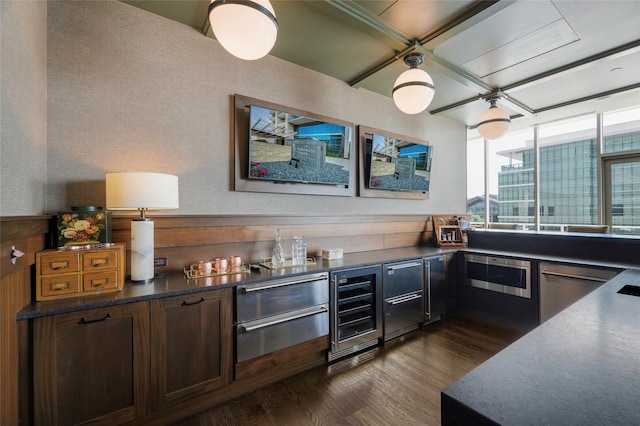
[464,254,531,299]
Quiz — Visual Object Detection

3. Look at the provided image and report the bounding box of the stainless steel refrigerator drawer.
[236,273,328,322]
[384,291,423,340]
[236,305,329,362]
[383,260,423,299]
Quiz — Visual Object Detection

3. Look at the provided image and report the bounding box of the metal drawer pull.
[79,313,111,324]
[50,261,70,270]
[238,273,328,294]
[90,278,108,287]
[238,305,328,333]
[388,293,422,305]
[387,262,422,271]
[540,270,610,283]
[50,281,72,291]
[91,258,108,267]
[182,297,205,306]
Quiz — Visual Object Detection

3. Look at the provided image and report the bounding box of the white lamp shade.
[478,106,511,140]
[106,172,179,211]
[392,68,435,114]
[209,0,278,60]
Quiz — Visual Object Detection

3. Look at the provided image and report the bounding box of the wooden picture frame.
[358,125,431,200]
[234,94,356,197]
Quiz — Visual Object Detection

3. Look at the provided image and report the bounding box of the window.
[467,105,640,236]
[466,135,486,223]
[490,128,534,226]
[539,114,597,228]
[603,106,640,154]
[604,157,640,235]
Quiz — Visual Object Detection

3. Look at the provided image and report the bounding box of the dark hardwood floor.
[170,315,522,426]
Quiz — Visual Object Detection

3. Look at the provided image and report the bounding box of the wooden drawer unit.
[35,243,126,301]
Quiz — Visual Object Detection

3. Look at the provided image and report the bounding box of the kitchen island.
[442,268,640,425]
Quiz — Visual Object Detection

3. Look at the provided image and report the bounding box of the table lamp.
[105,172,179,282]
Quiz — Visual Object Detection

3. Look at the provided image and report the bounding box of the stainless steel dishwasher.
[236,273,329,363]
[539,262,620,323]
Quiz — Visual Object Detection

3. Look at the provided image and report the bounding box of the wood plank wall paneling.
[110,215,433,273]
[0,216,49,425]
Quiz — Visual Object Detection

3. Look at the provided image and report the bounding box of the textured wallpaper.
[43,0,466,215]
[0,1,48,216]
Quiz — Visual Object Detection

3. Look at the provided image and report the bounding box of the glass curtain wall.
[492,129,535,229]
[466,137,487,223]
[466,105,640,235]
[603,106,640,235]
[538,114,598,231]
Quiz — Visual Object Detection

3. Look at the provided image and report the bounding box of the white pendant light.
[392,52,435,115]
[208,0,278,60]
[477,97,511,140]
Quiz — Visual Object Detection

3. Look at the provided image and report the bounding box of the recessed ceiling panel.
[464,19,579,78]
[507,51,640,110]
[373,0,477,39]
[352,0,397,18]
[434,1,562,62]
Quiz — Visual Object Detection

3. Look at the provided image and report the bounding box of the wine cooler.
[328,264,383,361]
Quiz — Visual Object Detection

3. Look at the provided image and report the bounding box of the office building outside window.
[537,114,598,230]
[468,106,640,235]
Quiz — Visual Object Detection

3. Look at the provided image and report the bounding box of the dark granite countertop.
[17,246,452,320]
[442,268,640,425]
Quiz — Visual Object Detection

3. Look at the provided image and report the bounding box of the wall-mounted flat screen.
[365,132,432,193]
[248,104,352,187]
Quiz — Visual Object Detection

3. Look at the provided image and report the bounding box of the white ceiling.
[122,0,640,134]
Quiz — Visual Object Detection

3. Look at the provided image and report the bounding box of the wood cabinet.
[35,243,126,301]
[33,302,150,425]
[149,289,232,410]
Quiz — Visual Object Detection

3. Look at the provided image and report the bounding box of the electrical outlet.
[154,257,168,267]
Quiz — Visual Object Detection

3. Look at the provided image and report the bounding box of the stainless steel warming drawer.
[236,273,329,363]
[465,254,531,299]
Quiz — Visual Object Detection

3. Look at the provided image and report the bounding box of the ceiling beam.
[329,0,505,92]
[431,40,640,117]
[323,0,411,45]
[501,39,640,92]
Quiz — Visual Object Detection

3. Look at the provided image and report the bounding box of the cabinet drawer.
[83,270,119,292]
[83,249,118,270]
[35,243,126,301]
[39,252,79,275]
[40,274,81,298]
[237,273,329,322]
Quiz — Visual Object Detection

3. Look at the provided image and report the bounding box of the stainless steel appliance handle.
[387,262,423,271]
[387,293,422,305]
[238,305,328,333]
[540,270,610,283]
[238,273,328,294]
[425,261,431,317]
